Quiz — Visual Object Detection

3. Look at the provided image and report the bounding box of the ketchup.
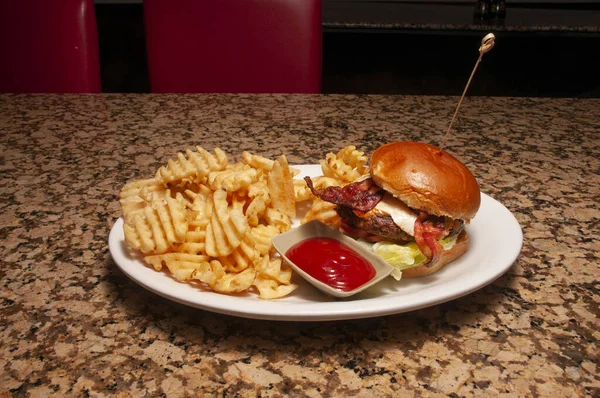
[285,237,376,292]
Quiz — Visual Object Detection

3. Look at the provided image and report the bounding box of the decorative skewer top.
[438,33,496,153]
[479,33,496,54]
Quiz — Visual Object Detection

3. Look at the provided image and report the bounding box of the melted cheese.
[374,193,418,236]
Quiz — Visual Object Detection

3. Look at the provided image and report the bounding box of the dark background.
[95,3,600,97]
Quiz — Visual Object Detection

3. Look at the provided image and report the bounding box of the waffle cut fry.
[301,198,340,229]
[119,144,371,299]
[320,145,368,183]
[122,189,190,254]
[249,224,280,256]
[156,146,228,184]
[293,178,312,202]
[207,163,259,192]
[267,155,295,218]
[241,151,274,173]
[144,253,211,281]
[121,145,302,298]
[119,178,165,222]
[205,189,248,258]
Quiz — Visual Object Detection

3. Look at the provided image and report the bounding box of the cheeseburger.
[305,142,480,278]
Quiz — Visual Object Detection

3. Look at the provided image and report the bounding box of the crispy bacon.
[304,177,384,212]
[306,176,461,268]
[414,212,448,267]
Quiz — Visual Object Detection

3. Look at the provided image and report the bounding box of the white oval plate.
[109,165,523,321]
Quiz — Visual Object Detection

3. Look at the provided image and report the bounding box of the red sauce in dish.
[285,237,376,292]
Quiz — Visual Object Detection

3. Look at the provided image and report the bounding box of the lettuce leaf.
[365,234,459,280]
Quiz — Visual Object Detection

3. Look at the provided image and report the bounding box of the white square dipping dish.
[272,220,395,298]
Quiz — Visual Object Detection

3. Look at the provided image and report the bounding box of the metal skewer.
[439,33,495,152]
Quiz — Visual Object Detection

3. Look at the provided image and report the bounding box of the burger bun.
[371,141,480,221]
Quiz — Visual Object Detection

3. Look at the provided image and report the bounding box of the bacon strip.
[307,176,457,267]
[304,176,384,212]
[414,212,447,267]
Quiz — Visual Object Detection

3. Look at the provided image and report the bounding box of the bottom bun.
[401,230,469,278]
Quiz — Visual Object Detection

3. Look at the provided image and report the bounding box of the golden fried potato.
[217,232,259,273]
[205,189,249,257]
[242,180,268,226]
[337,145,368,175]
[207,164,258,192]
[301,198,341,229]
[122,189,191,255]
[123,214,151,253]
[242,151,274,173]
[264,207,292,233]
[230,192,247,211]
[255,256,293,285]
[249,224,280,256]
[177,228,206,255]
[310,176,343,190]
[151,190,188,244]
[211,267,256,294]
[267,155,295,218]
[119,178,166,224]
[123,205,174,255]
[120,177,165,200]
[144,253,210,281]
[245,193,269,227]
[192,259,226,285]
[289,167,301,177]
[156,146,228,184]
[320,145,368,183]
[253,274,298,300]
[185,184,213,221]
[293,178,312,202]
[120,144,371,299]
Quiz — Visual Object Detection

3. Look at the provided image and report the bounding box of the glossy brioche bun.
[371,141,480,220]
[402,230,469,278]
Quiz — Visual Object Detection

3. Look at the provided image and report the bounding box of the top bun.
[370,142,480,220]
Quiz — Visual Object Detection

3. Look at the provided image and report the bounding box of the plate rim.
[109,164,523,321]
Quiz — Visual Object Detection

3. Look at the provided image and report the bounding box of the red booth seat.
[144,0,322,93]
[0,0,101,93]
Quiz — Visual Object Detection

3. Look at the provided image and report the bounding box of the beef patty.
[336,205,413,243]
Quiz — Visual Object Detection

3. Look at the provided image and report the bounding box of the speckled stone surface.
[1,94,599,397]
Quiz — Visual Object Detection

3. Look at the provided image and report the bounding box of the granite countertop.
[1,94,598,396]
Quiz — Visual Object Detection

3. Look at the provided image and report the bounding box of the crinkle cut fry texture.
[120,145,378,298]
[122,189,190,254]
[156,146,229,184]
[268,155,296,219]
[320,145,368,183]
[119,146,302,299]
